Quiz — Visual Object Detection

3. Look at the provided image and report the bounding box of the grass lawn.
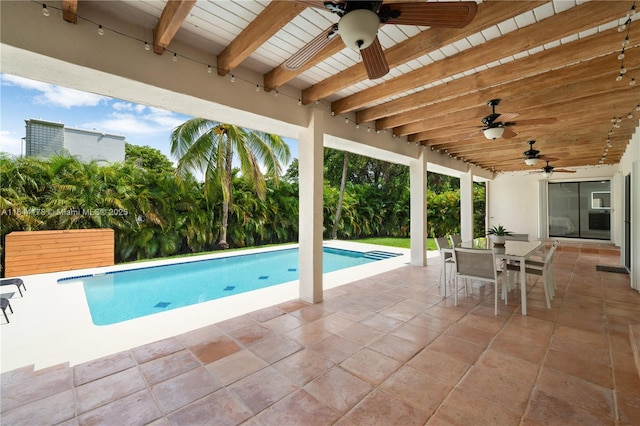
[125,237,436,265]
[352,237,437,251]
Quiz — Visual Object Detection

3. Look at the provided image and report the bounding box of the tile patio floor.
[1,243,639,425]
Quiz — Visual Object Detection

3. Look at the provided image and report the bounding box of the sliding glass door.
[548,180,611,240]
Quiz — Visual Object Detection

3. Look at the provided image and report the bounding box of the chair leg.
[548,266,556,298]
[0,298,11,323]
[454,276,458,306]
[494,281,498,315]
[542,273,552,309]
[503,279,508,305]
[507,268,515,293]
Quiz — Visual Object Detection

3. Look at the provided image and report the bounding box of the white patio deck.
[0,241,426,372]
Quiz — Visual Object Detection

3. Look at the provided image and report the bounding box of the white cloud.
[145,107,186,129]
[112,102,149,114]
[81,107,188,139]
[0,130,24,156]
[112,102,134,111]
[2,74,108,108]
[82,114,160,136]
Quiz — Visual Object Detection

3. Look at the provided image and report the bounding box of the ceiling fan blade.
[500,112,519,122]
[361,36,389,79]
[383,1,477,27]
[283,24,338,70]
[502,127,518,139]
[553,169,576,173]
[510,118,558,126]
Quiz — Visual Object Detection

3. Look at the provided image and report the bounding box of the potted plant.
[486,225,512,245]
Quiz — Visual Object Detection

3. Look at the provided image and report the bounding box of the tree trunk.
[331,151,349,239]
[217,135,234,249]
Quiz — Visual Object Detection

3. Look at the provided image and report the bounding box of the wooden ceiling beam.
[392,68,640,139]
[448,130,636,158]
[488,151,629,171]
[436,128,636,170]
[373,25,640,129]
[300,1,545,104]
[428,133,607,156]
[422,117,638,152]
[422,120,638,164]
[405,88,640,142]
[480,152,628,165]
[264,37,344,91]
[394,49,640,136]
[472,147,632,168]
[61,0,77,23]
[218,1,307,77]
[153,0,196,55]
[336,0,631,116]
[411,118,634,147]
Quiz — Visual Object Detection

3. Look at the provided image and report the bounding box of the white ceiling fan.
[532,160,576,178]
[284,1,477,79]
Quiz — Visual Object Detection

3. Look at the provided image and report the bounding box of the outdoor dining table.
[442,238,543,316]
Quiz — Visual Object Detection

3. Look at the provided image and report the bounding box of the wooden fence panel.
[5,229,114,276]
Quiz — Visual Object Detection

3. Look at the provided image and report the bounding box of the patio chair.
[448,234,462,246]
[0,278,26,297]
[435,236,455,296]
[506,240,559,309]
[453,247,502,314]
[1,297,13,323]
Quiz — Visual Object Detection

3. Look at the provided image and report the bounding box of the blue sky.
[0,73,298,164]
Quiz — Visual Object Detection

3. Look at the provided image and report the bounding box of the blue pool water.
[59,247,400,325]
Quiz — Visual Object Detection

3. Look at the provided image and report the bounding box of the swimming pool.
[59,246,400,325]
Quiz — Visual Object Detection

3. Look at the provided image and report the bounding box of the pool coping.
[0,241,436,372]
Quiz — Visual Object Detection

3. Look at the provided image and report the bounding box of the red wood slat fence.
[5,229,114,276]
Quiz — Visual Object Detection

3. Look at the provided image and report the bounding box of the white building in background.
[24,118,125,163]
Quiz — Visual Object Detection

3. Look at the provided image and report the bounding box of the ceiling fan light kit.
[525,157,539,166]
[338,9,380,50]
[483,126,504,140]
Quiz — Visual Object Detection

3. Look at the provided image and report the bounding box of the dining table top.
[456,238,543,258]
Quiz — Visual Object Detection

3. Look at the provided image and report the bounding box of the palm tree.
[331,151,349,239]
[170,118,290,249]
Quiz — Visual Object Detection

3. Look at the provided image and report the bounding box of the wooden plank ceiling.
[76,0,640,173]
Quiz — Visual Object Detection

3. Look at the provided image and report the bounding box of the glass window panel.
[549,182,579,237]
[548,180,610,240]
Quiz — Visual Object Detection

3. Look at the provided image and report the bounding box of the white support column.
[298,109,324,303]
[410,148,427,266]
[460,170,474,241]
